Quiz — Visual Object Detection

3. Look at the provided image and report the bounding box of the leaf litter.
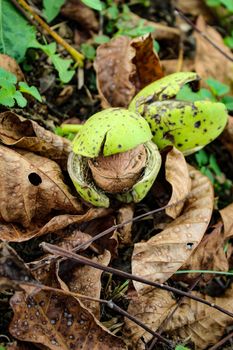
[0,1,233,350]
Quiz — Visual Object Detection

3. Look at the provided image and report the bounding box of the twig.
[175,7,233,62]
[41,242,233,319]
[208,331,233,350]
[15,0,84,66]
[20,282,172,347]
[147,275,202,350]
[32,196,188,271]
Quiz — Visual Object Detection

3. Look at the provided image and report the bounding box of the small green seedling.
[68,108,161,207]
[0,68,41,107]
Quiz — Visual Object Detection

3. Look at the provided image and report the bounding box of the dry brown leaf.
[194,16,233,86]
[58,250,111,317]
[10,289,127,350]
[124,289,176,347]
[161,59,195,75]
[132,166,214,292]
[221,116,233,158]
[220,203,233,239]
[175,0,213,19]
[165,147,191,219]
[0,146,81,228]
[0,54,24,81]
[94,35,163,108]
[0,112,71,169]
[165,285,233,349]
[179,223,229,282]
[117,204,134,245]
[61,0,98,32]
[0,207,110,242]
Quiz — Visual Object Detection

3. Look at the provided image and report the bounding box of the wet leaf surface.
[94,35,163,108]
[132,167,214,292]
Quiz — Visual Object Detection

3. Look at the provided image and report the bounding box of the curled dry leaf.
[61,0,98,32]
[0,54,24,81]
[221,117,233,159]
[124,289,176,347]
[10,290,127,350]
[117,204,134,245]
[179,223,229,282]
[0,207,110,242]
[0,112,71,168]
[164,285,233,349]
[132,166,214,292]
[165,147,191,219]
[220,202,233,239]
[194,16,233,85]
[94,35,163,108]
[58,250,111,317]
[0,146,82,228]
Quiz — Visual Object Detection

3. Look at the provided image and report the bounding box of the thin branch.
[14,0,84,65]
[19,282,172,347]
[147,275,202,350]
[32,196,188,271]
[175,7,233,62]
[208,331,233,350]
[41,242,233,319]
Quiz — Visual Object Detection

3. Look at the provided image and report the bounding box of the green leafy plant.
[176,78,233,111]
[175,345,191,350]
[81,0,102,11]
[0,68,42,107]
[0,0,75,83]
[42,0,65,22]
[206,0,233,12]
[224,30,233,48]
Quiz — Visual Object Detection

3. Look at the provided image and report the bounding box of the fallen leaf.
[165,147,191,219]
[0,146,81,228]
[61,0,98,32]
[221,116,233,158]
[179,223,229,282]
[117,204,134,246]
[0,207,110,242]
[132,166,214,292]
[194,16,233,86]
[59,250,111,317]
[164,285,233,349]
[10,289,127,350]
[161,59,195,75]
[124,289,176,347]
[94,35,163,108]
[220,202,233,239]
[175,0,213,19]
[0,112,71,169]
[0,54,24,81]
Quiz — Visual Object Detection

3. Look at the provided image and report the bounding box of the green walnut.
[129,72,228,155]
[68,108,162,207]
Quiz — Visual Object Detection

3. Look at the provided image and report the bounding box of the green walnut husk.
[129,72,228,155]
[68,108,162,207]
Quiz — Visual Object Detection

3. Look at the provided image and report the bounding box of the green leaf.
[0,67,17,84]
[80,0,103,11]
[176,85,215,102]
[175,346,191,350]
[0,346,6,350]
[220,0,233,11]
[50,54,75,83]
[106,4,119,19]
[19,82,42,102]
[224,36,233,48]
[195,149,209,167]
[221,95,233,110]
[153,39,160,53]
[42,0,65,22]
[94,34,110,44]
[80,43,96,60]
[13,90,27,107]
[205,78,230,96]
[209,154,222,176]
[201,166,215,183]
[0,0,36,62]
[206,0,221,6]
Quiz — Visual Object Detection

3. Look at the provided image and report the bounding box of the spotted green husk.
[72,108,152,158]
[129,72,228,154]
